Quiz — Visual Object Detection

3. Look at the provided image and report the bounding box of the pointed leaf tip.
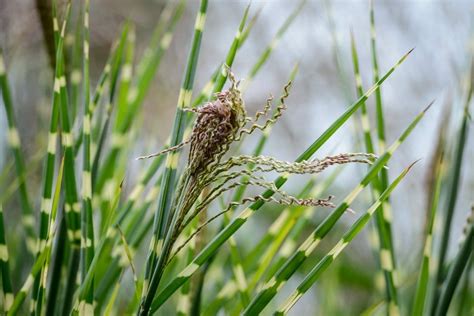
[406,159,421,172]
[423,100,436,113]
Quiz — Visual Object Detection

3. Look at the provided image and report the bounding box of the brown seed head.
[188,74,246,176]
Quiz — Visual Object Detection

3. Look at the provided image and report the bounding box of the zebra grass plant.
[0,0,472,315]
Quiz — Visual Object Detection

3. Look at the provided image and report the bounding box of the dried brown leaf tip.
[138,67,376,259]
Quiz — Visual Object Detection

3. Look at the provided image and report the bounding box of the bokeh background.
[1,0,473,314]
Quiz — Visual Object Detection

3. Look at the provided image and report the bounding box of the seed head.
[188,71,246,175]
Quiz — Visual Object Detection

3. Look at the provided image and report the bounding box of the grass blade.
[0,205,13,313]
[431,64,472,313]
[31,4,72,314]
[95,0,186,196]
[140,2,209,314]
[77,1,95,313]
[243,104,430,315]
[275,162,417,315]
[411,108,449,315]
[0,50,36,253]
[434,222,473,316]
[351,32,399,312]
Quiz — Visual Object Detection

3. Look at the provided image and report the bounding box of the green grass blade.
[31,4,72,314]
[8,249,49,315]
[141,2,208,314]
[350,33,375,153]
[215,3,250,93]
[191,2,250,107]
[149,49,413,312]
[242,0,305,90]
[351,32,399,311]
[77,1,95,313]
[51,5,83,314]
[175,219,198,316]
[120,0,186,133]
[370,0,387,154]
[95,1,186,196]
[0,50,36,253]
[369,7,399,309]
[91,24,130,186]
[52,0,60,50]
[9,155,64,315]
[0,205,13,313]
[275,162,416,315]
[431,69,472,313]
[411,110,449,315]
[434,223,473,316]
[69,8,84,125]
[243,104,429,315]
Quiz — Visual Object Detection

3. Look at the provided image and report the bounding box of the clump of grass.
[0,0,471,315]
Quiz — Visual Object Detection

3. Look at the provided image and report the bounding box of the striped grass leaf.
[47,20,129,316]
[96,26,136,230]
[78,0,95,313]
[93,177,161,310]
[53,11,85,316]
[149,48,413,312]
[211,3,250,96]
[175,219,199,316]
[52,0,60,50]
[369,5,400,310]
[275,161,417,315]
[243,103,430,315]
[102,279,121,316]
[350,33,399,312]
[434,218,473,316]
[370,0,387,155]
[241,0,305,91]
[430,64,472,313]
[7,155,64,315]
[190,2,250,111]
[0,205,13,313]
[0,49,36,253]
[114,27,135,135]
[324,0,351,101]
[239,4,263,49]
[68,7,84,125]
[76,154,161,310]
[411,106,449,315]
[30,3,72,315]
[141,2,209,315]
[90,23,130,185]
[95,0,185,196]
[73,27,124,156]
[130,0,187,126]
[73,174,124,312]
[455,251,473,315]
